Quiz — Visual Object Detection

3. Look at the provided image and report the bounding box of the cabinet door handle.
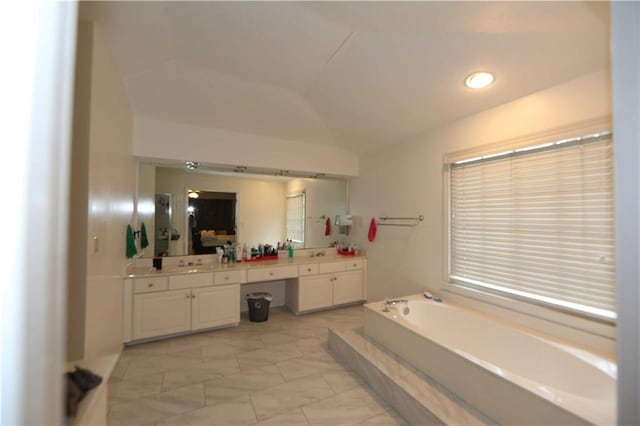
[185,295,190,299]
[225,276,229,280]
[307,268,311,272]
[353,263,357,267]
[192,295,196,299]
[269,272,274,276]
[148,283,153,287]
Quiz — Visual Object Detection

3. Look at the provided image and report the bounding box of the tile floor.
[108,305,408,426]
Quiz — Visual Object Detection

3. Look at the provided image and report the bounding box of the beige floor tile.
[259,331,301,346]
[107,402,162,426]
[109,373,164,402]
[256,408,310,425]
[250,375,335,421]
[123,354,204,379]
[120,340,171,360]
[201,342,243,360]
[302,387,386,425]
[236,344,303,370]
[162,366,226,391]
[166,347,204,360]
[294,336,326,351]
[230,337,267,351]
[158,394,257,426]
[321,369,364,394]
[204,365,285,404]
[108,305,401,426]
[276,354,342,381]
[108,383,204,425]
[109,361,129,383]
[360,410,409,426]
[145,383,207,414]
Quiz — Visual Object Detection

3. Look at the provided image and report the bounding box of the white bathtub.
[363,295,616,425]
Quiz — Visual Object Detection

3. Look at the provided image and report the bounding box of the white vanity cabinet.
[332,270,364,305]
[296,274,334,311]
[287,259,364,314]
[191,284,240,330]
[132,289,192,340]
[125,271,242,342]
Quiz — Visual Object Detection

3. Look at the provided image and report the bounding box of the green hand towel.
[140,222,149,249]
[126,224,137,259]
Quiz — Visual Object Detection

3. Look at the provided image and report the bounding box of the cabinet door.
[191,284,240,331]
[298,275,333,312]
[133,289,191,340]
[333,270,364,305]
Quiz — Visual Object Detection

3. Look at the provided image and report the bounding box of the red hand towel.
[325,217,331,236]
[368,218,377,242]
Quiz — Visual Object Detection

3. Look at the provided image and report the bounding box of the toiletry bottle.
[288,244,294,259]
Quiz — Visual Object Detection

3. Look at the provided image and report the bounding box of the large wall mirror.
[136,162,349,257]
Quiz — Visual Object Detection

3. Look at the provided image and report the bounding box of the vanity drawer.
[299,264,319,276]
[169,273,213,290]
[318,261,346,274]
[134,277,169,294]
[346,259,363,271]
[214,270,245,285]
[247,265,298,282]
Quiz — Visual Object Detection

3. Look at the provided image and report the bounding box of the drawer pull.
[269,272,274,276]
[148,283,153,287]
[225,276,229,280]
[353,263,357,267]
[307,268,311,272]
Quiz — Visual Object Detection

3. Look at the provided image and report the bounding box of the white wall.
[72,22,136,359]
[350,69,611,311]
[133,117,360,178]
[286,178,348,248]
[66,21,92,361]
[155,168,287,251]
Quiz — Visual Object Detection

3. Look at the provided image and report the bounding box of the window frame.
[286,192,305,244]
[442,119,616,334]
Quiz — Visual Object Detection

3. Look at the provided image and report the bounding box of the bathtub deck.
[328,326,493,426]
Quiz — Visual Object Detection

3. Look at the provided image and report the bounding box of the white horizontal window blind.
[286,193,305,244]
[449,132,616,321]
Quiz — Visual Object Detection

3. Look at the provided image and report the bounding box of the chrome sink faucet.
[383,298,408,312]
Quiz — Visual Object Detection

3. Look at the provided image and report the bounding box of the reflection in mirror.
[136,162,349,257]
[154,193,172,257]
[189,191,237,255]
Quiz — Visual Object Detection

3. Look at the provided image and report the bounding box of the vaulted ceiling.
[80,1,610,154]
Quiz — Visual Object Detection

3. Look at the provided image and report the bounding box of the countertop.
[125,254,366,278]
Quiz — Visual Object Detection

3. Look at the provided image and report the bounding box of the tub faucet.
[383,298,408,312]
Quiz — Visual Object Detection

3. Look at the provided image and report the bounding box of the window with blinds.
[448,132,616,322]
[286,193,305,244]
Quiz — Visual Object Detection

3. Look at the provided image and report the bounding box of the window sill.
[441,282,616,355]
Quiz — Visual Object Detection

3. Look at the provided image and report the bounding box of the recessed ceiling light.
[465,71,495,89]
